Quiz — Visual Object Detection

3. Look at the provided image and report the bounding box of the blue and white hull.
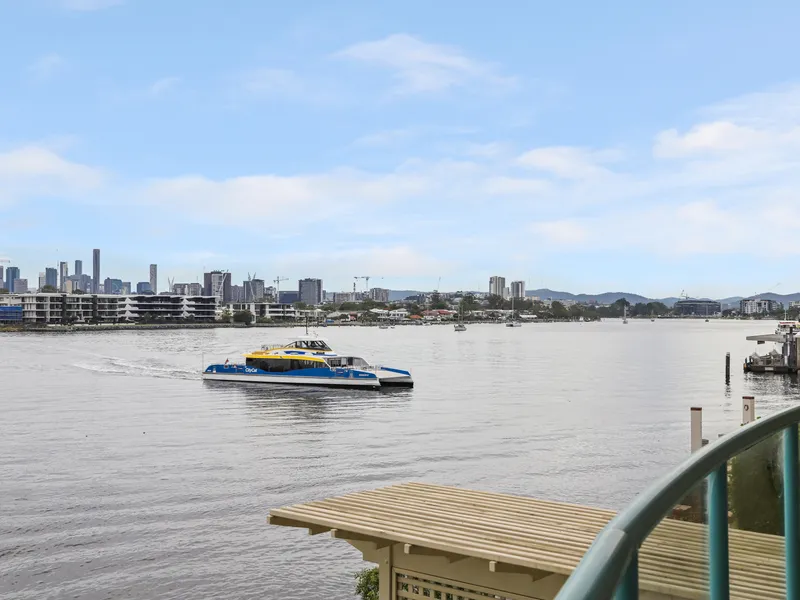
[202,364,382,389]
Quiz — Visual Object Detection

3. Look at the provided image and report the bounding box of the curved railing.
[555,404,800,600]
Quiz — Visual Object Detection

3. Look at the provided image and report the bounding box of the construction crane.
[355,275,383,292]
[274,276,289,299]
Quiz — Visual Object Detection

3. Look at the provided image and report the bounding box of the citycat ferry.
[202,336,413,390]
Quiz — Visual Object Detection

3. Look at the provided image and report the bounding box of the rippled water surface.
[2,321,799,599]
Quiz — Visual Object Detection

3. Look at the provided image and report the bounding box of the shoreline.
[0,316,759,334]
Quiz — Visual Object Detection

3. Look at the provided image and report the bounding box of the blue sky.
[2,0,800,297]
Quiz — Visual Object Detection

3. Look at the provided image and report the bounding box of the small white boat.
[378,324,389,329]
[454,323,466,332]
[506,321,522,328]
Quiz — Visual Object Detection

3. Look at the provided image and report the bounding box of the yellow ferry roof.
[243,352,327,362]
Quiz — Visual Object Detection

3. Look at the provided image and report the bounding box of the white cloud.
[530,219,589,245]
[336,33,515,95]
[516,146,620,180]
[61,0,123,10]
[0,146,106,206]
[28,53,66,81]
[148,76,181,97]
[483,176,550,195]
[352,129,414,147]
[137,169,428,227]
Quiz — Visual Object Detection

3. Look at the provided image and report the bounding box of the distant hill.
[388,290,423,301]
[384,288,800,308]
[526,288,667,305]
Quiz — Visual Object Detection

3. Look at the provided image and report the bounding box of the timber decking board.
[269,482,785,599]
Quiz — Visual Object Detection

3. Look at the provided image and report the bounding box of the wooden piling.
[725,352,731,384]
[742,396,755,425]
[691,407,703,453]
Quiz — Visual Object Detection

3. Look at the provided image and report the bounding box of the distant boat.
[623,304,628,324]
[378,324,389,329]
[506,296,522,328]
[455,303,467,332]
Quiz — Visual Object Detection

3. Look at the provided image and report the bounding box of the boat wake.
[72,358,199,380]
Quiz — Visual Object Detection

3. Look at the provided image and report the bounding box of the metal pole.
[691,407,703,453]
[708,463,730,600]
[784,424,799,599]
[614,550,638,600]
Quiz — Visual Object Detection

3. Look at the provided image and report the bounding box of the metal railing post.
[614,550,638,600]
[784,424,799,599]
[708,463,730,600]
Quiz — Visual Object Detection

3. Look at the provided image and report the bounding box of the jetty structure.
[744,324,800,373]
[269,401,800,598]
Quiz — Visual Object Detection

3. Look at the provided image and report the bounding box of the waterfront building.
[228,302,298,320]
[204,271,231,302]
[149,264,157,294]
[136,282,153,294]
[231,284,244,303]
[740,297,780,315]
[45,267,57,288]
[369,287,390,303]
[75,260,82,277]
[674,298,722,316]
[510,280,526,299]
[298,278,323,305]
[92,249,100,293]
[0,302,22,323]
[120,294,217,322]
[489,276,505,297]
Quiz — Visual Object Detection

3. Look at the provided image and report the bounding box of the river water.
[2,320,799,599]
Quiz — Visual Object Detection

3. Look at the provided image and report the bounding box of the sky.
[2,0,800,297]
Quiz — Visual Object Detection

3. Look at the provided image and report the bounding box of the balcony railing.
[555,404,800,600]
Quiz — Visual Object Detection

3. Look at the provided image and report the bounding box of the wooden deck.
[269,482,786,599]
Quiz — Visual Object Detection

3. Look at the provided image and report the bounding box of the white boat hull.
[202,372,381,389]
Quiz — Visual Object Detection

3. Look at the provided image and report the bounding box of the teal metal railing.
[555,404,800,600]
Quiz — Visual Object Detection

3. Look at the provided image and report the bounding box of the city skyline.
[3,2,800,297]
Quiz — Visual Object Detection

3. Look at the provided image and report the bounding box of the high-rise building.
[172,283,190,295]
[44,267,58,288]
[231,284,244,302]
[244,278,266,302]
[38,272,46,290]
[369,287,390,303]
[489,276,506,297]
[104,278,123,294]
[298,278,323,305]
[93,249,100,293]
[59,262,69,292]
[136,282,153,294]
[0,266,3,284]
[510,281,526,299]
[13,279,28,293]
[75,260,83,277]
[149,264,157,294]
[6,267,20,292]
[122,282,132,295]
[204,271,231,302]
[278,290,300,304]
[188,282,202,296]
